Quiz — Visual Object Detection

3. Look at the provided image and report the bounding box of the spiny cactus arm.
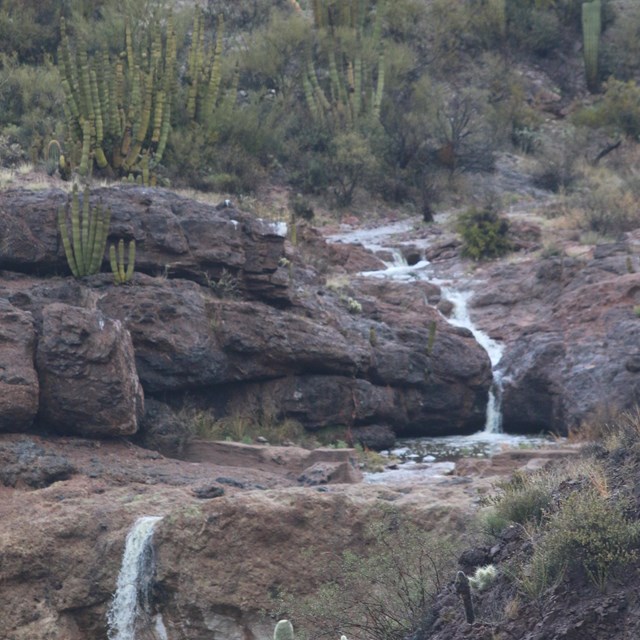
[80,188,93,274]
[152,101,171,167]
[98,51,112,138]
[125,238,136,281]
[186,10,203,121]
[78,118,92,176]
[61,77,83,139]
[164,16,178,96]
[58,19,82,131]
[151,89,165,144]
[123,70,153,172]
[70,184,84,271]
[109,237,134,284]
[125,20,134,71]
[78,47,94,123]
[372,46,385,120]
[202,15,224,124]
[58,205,80,278]
[307,57,331,117]
[303,71,323,123]
[353,52,362,117]
[327,47,346,107]
[88,204,110,274]
[89,69,109,170]
[371,0,385,44]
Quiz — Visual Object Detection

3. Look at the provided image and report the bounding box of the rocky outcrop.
[0,299,38,432]
[469,243,640,433]
[36,303,144,437]
[0,186,290,301]
[0,433,475,640]
[0,187,492,441]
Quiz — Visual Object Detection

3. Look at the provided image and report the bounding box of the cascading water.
[354,242,505,433]
[437,288,504,433]
[327,222,554,483]
[107,515,166,640]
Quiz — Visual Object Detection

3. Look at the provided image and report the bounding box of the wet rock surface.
[0,186,491,439]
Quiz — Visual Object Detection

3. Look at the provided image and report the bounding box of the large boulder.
[0,299,39,432]
[36,303,144,437]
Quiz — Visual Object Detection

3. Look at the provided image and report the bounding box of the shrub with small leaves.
[537,489,640,592]
[456,207,511,261]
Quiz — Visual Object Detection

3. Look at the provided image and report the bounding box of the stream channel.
[327,220,555,484]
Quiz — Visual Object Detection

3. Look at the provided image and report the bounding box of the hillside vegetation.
[0,0,639,228]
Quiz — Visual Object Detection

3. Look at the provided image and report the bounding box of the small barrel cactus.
[274,619,295,640]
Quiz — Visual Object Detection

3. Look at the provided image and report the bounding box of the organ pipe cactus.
[57,14,178,178]
[304,0,386,131]
[109,239,136,284]
[58,184,111,277]
[582,0,601,93]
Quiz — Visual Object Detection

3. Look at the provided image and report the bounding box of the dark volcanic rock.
[470,250,640,433]
[0,299,39,432]
[36,303,144,437]
[0,438,76,488]
[0,187,493,441]
[0,186,289,301]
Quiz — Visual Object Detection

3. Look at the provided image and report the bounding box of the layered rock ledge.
[0,186,492,443]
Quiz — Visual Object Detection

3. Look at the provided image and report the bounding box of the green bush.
[528,490,640,592]
[485,471,555,530]
[456,207,511,261]
[574,78,640,140]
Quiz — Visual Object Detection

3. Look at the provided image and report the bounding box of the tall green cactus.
[58,10,227,179]
[57,14,178,178]
[109,238,136,284]
[582,0,601,93]
[304,0,386,131]
[185,10,225,129]
[58,184,111,278]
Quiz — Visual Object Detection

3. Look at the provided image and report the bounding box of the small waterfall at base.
[439,288,505,433]
[107,515,164,640]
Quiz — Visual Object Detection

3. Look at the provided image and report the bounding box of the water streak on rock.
[107,515,163,640]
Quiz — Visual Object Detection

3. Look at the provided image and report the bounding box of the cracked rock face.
[0,186,492,441]
[36,303,144,437]
[0,299,39,432]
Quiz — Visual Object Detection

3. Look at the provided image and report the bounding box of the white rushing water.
[107,515,164,640]
[437,287,505,433]
[327,222,556,484]
[353,237,506,433]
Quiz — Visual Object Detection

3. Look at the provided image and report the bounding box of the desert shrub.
[204,0,293,32]
[532,125,586,192]
[528,489,640,592]
[329,130,380,208]
[280,509,461,640]
[457,207,511,261]
[600,4,640,81]
[574,79,640,140]
[236,10,310,98]
[579,179,640,234]
[0,58,66,161]
[485,471,555,530]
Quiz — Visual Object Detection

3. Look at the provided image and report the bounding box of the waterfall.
[440,288,504,433]
[107,515,164,640]
[327,225,506,433]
